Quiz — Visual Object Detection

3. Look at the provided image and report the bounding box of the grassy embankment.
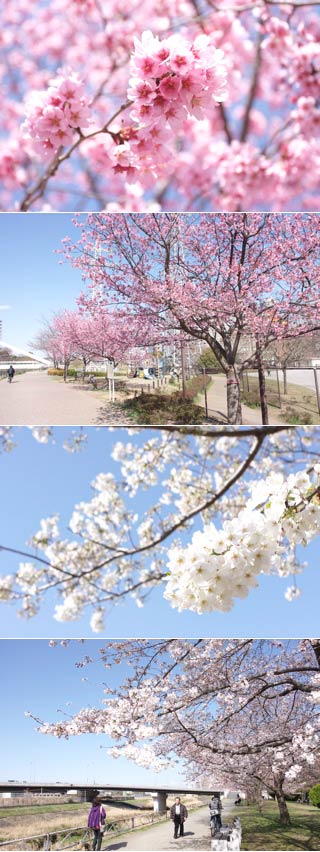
[229,801,320,851]
[0,795,207,847]
[241,376,319,424]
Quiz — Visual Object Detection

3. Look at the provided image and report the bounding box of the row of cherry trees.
[59,211,320,423]
[32,309,150,379]
[0,425,319,630]
[29,638,320,825]
[2,0,319,211]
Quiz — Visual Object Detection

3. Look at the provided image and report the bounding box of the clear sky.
[0,638,187,786]
[0,427,319,638]
[0,214,83,352]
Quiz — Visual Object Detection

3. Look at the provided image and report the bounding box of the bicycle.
[210,812,221,837]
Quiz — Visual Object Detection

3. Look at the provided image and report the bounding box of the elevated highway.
[0,782,220,813]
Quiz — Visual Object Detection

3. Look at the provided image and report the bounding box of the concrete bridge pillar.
[152,791,167,813]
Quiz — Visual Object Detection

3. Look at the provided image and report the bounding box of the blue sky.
[0,638,187,786]
[0,426,319,638]
[0,214,83,352]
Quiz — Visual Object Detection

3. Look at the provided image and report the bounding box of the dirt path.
[103,803,235,851]
[0,372,133,425]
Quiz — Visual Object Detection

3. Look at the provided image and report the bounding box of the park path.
[0,371,132,425]
[103,802,236,852]
[202,375,285,425]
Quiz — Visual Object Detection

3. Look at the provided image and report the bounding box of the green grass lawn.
[229,801,320,850]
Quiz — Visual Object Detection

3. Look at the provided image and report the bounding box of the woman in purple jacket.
[88,798,106,851]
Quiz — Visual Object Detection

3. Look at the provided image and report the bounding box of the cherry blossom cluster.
[0,427,90,455]
[2,0,320,209]
[87,29,228,183]
[0,427,319,629]
[127,29,227,132]
[22,73,91,160]
[165,468,320,613]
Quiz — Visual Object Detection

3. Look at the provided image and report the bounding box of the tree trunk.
[226,366,242,424]
[282,367,288,395]
[311,639,320,667]
[274,789,291,825]
[256,342,269,424]
[63,361,68,382]
[180,340,187,399]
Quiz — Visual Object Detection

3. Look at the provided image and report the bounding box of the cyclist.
[7,365,15,382]
[209,794,222,836]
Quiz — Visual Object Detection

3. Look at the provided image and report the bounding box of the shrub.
[197,347,221,371]
[47,368,111,378]
[282,407,313,425]
[186,374,211,399]
[309,784,320,808]
[241,390,260,409]
[122,392,205,424]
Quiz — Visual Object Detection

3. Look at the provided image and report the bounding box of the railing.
[79,376,169,392]
[0,811,169,850]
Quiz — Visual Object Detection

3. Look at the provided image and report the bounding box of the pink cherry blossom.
[61,211,320,424]
[0,0,319,210]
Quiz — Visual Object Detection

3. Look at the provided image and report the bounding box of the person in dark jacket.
[7,365,15,381]
[209,794,222,831]
[170,797,188,838]
[87,798,106,851]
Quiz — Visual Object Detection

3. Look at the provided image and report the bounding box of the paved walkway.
[103,803,235,852]
[201,375,285,425]
[0,369,289,426]
[0,371,132,425]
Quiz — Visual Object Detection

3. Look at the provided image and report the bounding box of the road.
[0,371,132,425]
[103,803,235,852]
[267,368,319,391]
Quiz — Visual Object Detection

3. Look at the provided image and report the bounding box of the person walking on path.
[7,365,15,382]
[170,797,188,838]
[88,798,106,851]
[209,794,222,833]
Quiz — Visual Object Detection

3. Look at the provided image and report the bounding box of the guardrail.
[0,811,169,850]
